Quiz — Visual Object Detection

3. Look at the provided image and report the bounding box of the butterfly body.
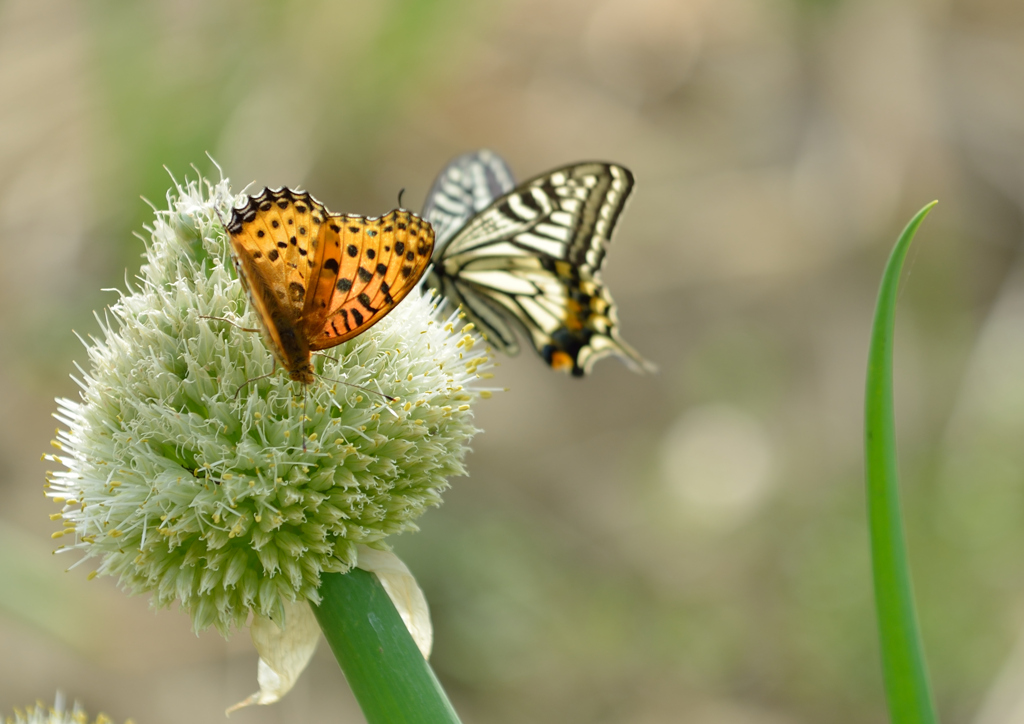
[423,154,651,376]
[226,187,434,385]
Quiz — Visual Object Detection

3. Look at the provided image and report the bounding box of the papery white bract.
[228,545,434,713]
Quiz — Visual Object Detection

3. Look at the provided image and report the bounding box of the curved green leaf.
[864,201,939,724]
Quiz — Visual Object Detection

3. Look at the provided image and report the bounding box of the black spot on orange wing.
[358,293,376,312]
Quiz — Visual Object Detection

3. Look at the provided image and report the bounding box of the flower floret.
[45,175,492,634]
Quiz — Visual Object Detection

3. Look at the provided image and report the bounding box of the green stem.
[864,201,939,724]
[314,568,462,724]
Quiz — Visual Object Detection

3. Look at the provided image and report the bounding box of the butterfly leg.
[200,314,261,333]
[233,363,278,399]
[311,351,340,365]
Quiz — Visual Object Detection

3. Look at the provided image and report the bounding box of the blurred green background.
[3,0,1024,722]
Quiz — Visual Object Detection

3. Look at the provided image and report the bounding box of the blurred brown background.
[4,0,1024,722]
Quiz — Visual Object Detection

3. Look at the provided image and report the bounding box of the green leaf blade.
[864,201,939,724]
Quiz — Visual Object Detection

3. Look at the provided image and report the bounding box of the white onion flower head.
[45,175,492,635]
[6,694,130,724]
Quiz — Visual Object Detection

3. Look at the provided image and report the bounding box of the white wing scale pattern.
[421,149,516,251]
[422,153,653,376]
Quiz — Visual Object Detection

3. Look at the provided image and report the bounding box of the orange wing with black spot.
[302,210,434,350]
[226,188,328,377]
[226,187,433,383]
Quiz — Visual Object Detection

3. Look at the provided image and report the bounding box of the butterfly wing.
[421,149,516,251]
[426,162,653,376]
[226,187,328,374]
[303,210,435,350]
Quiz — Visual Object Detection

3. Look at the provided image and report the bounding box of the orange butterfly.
[224,187,435,385]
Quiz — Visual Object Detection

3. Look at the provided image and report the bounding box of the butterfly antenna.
[313,372,396,403]
[397,188,406,208]
[214,203,229,228]
[301,383,308,453]
[311,352,395,401]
